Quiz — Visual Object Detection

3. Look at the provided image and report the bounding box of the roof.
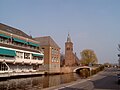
[73,53,80,64]
[0,23,32,39]
[34,36,60,49]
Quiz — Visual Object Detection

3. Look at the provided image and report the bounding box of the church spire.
[67,33,71,42]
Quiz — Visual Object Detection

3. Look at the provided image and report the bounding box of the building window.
[52,57,54,62]
[52,57,59,62]
[52,48,54,55]
[0,38,9,44]
[52,48,59,55]
[38,57,43,60]
[54,57,56,62]
[56,58,59,62]
[0,38,4,43]
[32,56,43,60]
[24,53,30,59]
[0,63,8,71]
[16,51,23,59]
[67,48,70,50]
[36,47,39,50]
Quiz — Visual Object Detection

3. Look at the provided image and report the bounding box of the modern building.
[0,23,44,73]
[65,33,79,66]
[34,36,60,74]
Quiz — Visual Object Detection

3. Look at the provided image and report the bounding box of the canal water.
[0,73,83,90]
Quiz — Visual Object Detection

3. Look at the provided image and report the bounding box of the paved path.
[44,68,120,90]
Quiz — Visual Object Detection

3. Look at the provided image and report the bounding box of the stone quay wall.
[60,66,73,74]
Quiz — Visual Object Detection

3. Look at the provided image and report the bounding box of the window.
[24,53,30,59]
[0,38,4,43]
[52,57,54,62]
[52,48,59,55]
[0,37,9,44]
[38,57,43,60]
[52,48,54,55]
[56,58,59,62]
[16,51,23,59]
[0,63,8,71]
[67,48,70,50]
[32,56,43,60]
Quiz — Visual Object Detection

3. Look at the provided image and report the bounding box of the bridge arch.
[73,66,92,73]
[73,66,92,77]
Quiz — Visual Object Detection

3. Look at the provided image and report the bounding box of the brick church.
[64,33,79,66]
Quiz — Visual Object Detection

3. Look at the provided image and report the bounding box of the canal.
[0,73,84,90]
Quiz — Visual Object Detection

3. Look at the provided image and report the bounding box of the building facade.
[34,36,60,74]
[65,33,79,66]
[0,23,44,73]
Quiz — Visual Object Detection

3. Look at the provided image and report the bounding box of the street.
[56,68,120,90]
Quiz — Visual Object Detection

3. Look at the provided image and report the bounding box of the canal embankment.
[0,65,104,81]
[0,71,45,80]
[43,65,105,90]
[0,66,105,90]
[43,70,105,90]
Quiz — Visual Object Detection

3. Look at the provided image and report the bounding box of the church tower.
[65,33,75,66]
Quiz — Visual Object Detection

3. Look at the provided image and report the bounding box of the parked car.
[117,73,120,84]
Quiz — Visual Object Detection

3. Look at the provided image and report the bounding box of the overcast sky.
[1,0,120,64]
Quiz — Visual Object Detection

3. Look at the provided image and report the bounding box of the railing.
[0,56,44,65]
[0,56,15,60]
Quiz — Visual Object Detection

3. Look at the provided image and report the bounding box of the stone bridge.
[72,66,92,73]
[60,66,94,74]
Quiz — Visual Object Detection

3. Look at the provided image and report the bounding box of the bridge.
[70,66,97,77]
[60,65,96,74]
[72,66,92,73]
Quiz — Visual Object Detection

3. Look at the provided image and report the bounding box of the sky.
[0,0,120,64]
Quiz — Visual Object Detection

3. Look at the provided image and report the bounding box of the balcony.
[0,56,15,63]
[0,56,44,65]
[0,40,40,53]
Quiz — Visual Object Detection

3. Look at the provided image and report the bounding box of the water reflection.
[0,73,82,90]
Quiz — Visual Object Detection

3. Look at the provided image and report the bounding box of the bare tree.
[80,49,98,66]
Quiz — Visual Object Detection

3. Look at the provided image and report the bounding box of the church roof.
[34,36,60,49]
[73,53,80,64]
